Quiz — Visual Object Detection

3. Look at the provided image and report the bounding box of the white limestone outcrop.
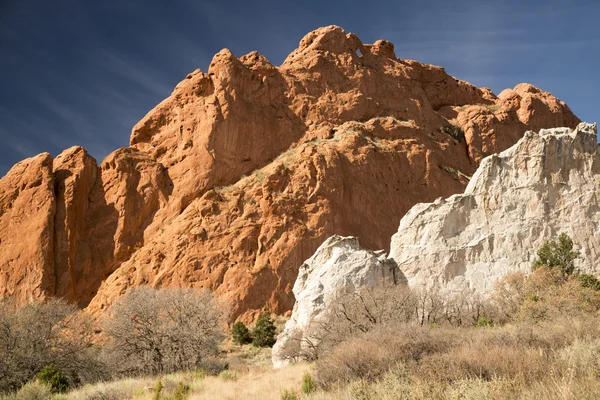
[390,122,600,292]
[271,235,400,367]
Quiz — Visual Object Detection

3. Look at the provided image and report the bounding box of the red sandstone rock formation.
[0,26,579,320]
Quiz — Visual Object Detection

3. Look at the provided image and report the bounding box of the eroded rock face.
[389,123,600,293]
[0,25,581,319]
[0,153,55,302]
[53,146,98,302]
[274,123,600,367]
[69,147,173,307]
[271,235,399,367]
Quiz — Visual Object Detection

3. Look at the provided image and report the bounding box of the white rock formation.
[273,123,600,366]
[271,235,400,367]
[389,122,600,293]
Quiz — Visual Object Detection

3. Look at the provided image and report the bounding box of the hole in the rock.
[356,49,363,57]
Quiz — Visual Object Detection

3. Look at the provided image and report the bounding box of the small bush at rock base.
[231,321,252,345]
[252,313,277,348]
[36,364,69,394]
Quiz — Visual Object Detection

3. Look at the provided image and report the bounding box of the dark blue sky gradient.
[0,0,598,176]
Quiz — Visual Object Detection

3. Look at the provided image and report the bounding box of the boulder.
[271,235,399,367]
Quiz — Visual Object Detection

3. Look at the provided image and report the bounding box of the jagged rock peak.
[283,25,393,65]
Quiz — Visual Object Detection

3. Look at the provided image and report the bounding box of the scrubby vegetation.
[36,365,69,394]
[293,233,600,399]
[439,124,465,143]
[103,287,227,376]
[0,298,101,393]
[2,234,600,399]
[0,287,228,397]
[533,232,579,275]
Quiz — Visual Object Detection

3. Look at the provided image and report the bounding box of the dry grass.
[305,373,600,400]
[189,363,309,400]
[10,267,600,400]
[55,363,309,400]
[304,267,600,399]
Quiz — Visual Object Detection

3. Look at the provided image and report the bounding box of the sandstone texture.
[0,26,580,319]
[271,235,399,367]
[0,153,55,302]
[389,122,600,293]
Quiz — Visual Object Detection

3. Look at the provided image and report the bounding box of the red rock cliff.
[0,26,579,320]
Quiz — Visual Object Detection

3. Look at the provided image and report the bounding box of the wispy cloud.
[35,90,95,139]
[90,49,173,98]
[0,127,40,158]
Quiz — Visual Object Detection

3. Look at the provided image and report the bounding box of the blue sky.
[0,0,598,177]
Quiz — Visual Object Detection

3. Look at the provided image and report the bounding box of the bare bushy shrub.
[314,324,459,388]
[490,266,600,324]
[102,286,227,376]
[280,283,493,365]
[0,298,101,393]
[415,341,549,383]
[312,265,600,393]
[318,285,417,356]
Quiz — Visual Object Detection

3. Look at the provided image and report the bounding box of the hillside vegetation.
[2,235,600,399]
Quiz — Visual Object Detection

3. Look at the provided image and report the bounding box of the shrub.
[252,313,277,348]
[103,287,227,376]
[476,317,493,328]
[280,389,298,400]
[192,369,206,380]
[416,341,549,383]
[301,372,315,394]
[314,324,457,388]
[231,321,252,345]
[0,298,101,393]
[314,284,416,357]
[218,370,240,381]
[579,273,600,291]
[1,381,52,400]
[152,380,163,400]
[533,233,579,276]
[439,124,465,142]
[172,381,190,400]
[199,359,229,376]
[36,365,69,394]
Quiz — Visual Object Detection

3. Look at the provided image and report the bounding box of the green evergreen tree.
[231,321,252,345]
[252,313,277,348]
[36,364,69,394]
[533,233,579,276]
